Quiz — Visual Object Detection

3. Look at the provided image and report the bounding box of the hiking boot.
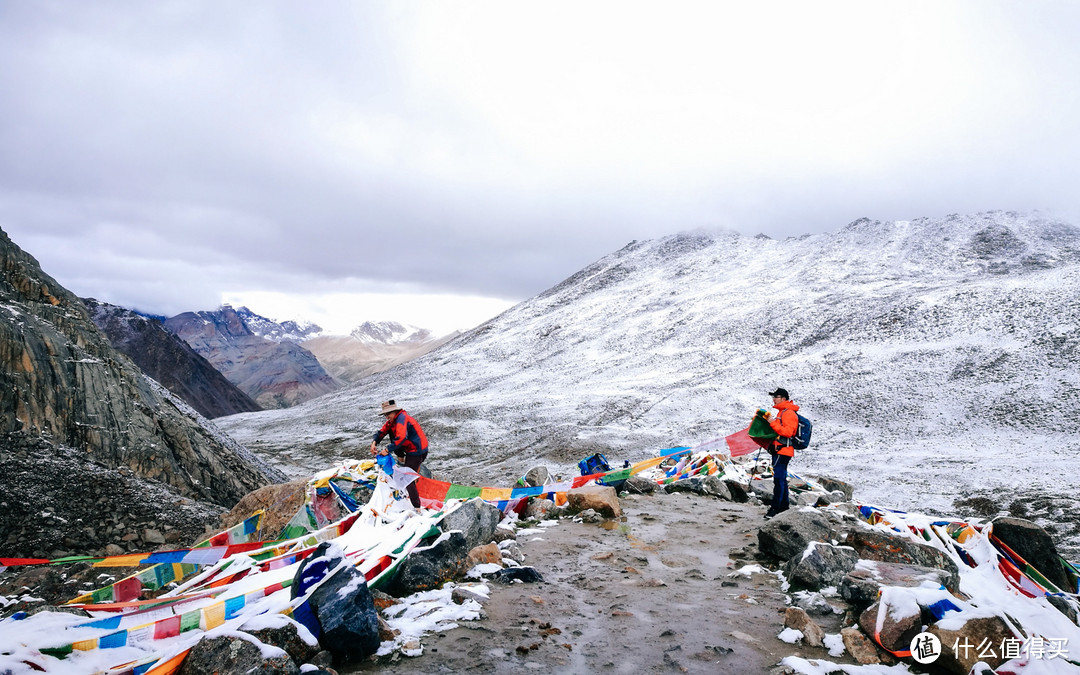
[763,510,776,520]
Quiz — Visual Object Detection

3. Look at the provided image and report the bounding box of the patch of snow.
[777,627,804,643]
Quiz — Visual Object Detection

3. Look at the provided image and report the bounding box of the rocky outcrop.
[164,306,340,408]
[83,298,261,419]
[565,485,622,518]
[177,634,300,675]
[991,516,1072,592]
[0,432,228,561]
[0,227,283,515]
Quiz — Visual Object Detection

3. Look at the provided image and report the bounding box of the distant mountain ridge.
[83,298,262,419]
[304,322,459,384]
[164,305,339,409]
[217,211,1080,554]
[351,320,433,344]
[231,305,324,343]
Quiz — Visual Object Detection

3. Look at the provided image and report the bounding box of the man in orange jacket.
[764,387,800,518]
[370,399,429,510]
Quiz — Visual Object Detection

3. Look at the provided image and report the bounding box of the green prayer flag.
[748,414,777,440]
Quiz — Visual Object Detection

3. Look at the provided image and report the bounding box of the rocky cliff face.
[83,298,262,419]
[0,227,284,512]
[164,306,340,408]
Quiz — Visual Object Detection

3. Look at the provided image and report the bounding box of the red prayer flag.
[725,426,769,457]
[114,576,143,602]
[154,615,181,640]
[416,476,451,502]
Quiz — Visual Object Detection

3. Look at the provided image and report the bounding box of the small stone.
[841,626,881,665]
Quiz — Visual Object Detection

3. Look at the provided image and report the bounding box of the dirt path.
[351,491,855,674]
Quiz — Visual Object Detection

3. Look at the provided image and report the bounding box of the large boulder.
[840,559,959,611]
[663,475,731,499]
[243,615,321,668]
[493,566,545,583]
[623,475,659,494]
[845,529,960,591]
[177,635,298,675]
[306,563,381,664]
[386,530,471,596]
[858,596,922,655]
[522,466,551,487]
[757,508,842,562]
[722,479,751,503]
[749,478,775,504]
[566,485,621,518]
[783,541,859,591]
[991,516,1071,592]
[784,607,825,648]
[702,475,733,500]
[812,476,855,501]
[466,542,503,567]
[439,499,503,550]
[221,478,310,537]
[523,497,556,519]
[841,626,884,665]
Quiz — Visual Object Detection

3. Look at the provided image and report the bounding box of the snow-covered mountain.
[217,211,1080,551]
[304,322,458,385]
[350,320,433,345]
[228,305,324,342]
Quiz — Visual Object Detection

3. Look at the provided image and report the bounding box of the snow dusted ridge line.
[216,211,1080,555]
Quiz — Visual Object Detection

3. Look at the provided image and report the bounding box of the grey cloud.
[2,2,1080,319]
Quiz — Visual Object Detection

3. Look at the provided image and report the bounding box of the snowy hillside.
[218,211,1080,548]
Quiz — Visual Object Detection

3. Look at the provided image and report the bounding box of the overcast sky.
[2,2,1078,334]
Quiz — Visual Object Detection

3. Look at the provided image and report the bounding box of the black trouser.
[399,452,427,508]
[770,452,791,513]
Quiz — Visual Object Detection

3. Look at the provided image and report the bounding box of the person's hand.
[369,440,378,455]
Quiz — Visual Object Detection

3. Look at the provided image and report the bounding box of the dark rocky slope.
[84,298,261,419]
[0,227,284,559]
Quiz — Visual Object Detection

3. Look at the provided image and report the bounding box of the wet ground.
[350,491,861,674]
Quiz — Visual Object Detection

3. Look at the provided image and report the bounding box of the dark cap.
[768,388,789,399]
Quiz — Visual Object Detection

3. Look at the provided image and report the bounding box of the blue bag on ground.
[578,453,627,491]
[578,453,611,476]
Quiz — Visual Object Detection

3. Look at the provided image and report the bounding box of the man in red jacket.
[764,387,800,518]
[370,399,429,510]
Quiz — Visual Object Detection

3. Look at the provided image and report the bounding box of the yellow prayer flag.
[94,554,148,567]
[480,487,512,501]
[202,602,226,630]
